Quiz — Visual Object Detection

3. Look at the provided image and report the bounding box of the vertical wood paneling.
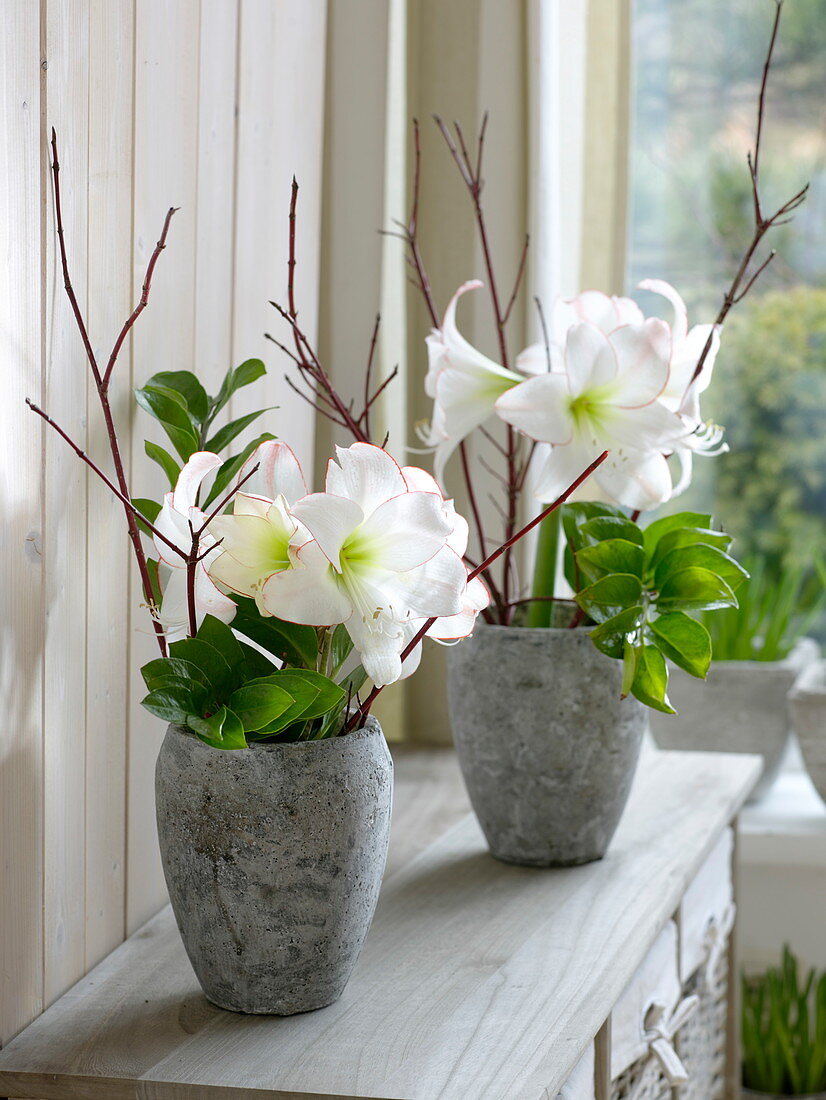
[194,0,240,394]
[0,0,46,1046]
[42,0,91,1007]
[2,0,327,1038]
[232,0,327,478]
[84,0,134,970]
[128,0,202,934]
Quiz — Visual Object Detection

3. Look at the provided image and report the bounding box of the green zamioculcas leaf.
[575,573,643,624]
[653,543,748,593]
[238,641,277,680]
[630,645,675,714]
[588,605,645,659]
[144,370,209,423]
[232,596,318,668]
[576,538,645,582]
[621,639,640,698]
[201,432,276,508]
[641,511,712,562]
[579,515,645,548]
[561,502,626,551]
[134,383,200,462]
[649,526,733,570]
[227,676,295,732]
[141,656,211,693]
[187,706,247,750]
[330,623,354,674]
[168,637,236,698]
[212,358,267,417]
[657,566,738,612]
[144,440,181,489]
[196,614,246,669]
[141,683,203,724]
[649,611,713,680]
[206,408,274,455]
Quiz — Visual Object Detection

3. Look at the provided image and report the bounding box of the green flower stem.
[527,509,560,627]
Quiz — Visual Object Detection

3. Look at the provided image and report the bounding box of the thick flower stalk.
[207,441,487,688]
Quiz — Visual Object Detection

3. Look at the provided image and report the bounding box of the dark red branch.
[102,205,177,388]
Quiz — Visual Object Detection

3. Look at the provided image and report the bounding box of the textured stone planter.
[649,638,819,802]
[447,625,646,867]
[155,718,392,1015]
[790,659,826,808]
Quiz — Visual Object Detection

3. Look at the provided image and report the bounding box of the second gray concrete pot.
[447,625,646,867]
[649,638,819,802]
[790,659,826,808]
[155,718,392,1015]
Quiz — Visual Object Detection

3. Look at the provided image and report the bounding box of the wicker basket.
[609,937,730,1100]
[676,939,729,1099]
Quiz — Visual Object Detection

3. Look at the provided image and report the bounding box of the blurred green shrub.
[707,285,826,572]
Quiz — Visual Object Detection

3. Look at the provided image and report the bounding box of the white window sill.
[740,755,826,868]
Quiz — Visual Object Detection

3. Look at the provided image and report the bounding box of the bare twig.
[503,234,530,325]
[686,0,808,394]
[42,132,180,654]
[362,313,381,436]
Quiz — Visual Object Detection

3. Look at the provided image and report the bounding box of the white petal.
[357,491,452,572]
[241,441,307,505]
[345,614,404,688]
[392,545,468,618]
[426,573,490,639]
[552,291,643,340]
[325,442,407,515]
[291,492,364,571]
[260,540,353,625]
[401,464,441,495]
[533,440,603,502]
[154,495,191,567]
[598,400,687,453]
[565,323,618,396]
[194,564,237,624]
[495,373,574,444]
[637,278,689,344]
[172,452,223,512]
[594,450,673,512]
[515,342,553,375]
[610,319,671,407]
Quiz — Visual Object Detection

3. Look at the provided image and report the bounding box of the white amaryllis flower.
[496,320,689,511]
[261,443,480,687]
[208,442,309,613]
[154,452,237,642]
[422,280,522,484]
[637,279,727,496]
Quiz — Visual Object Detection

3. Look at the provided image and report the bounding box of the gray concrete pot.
[649,638,819,802]
[155,718,392,1015]
[790,659,826,808]
[447,625,646,867]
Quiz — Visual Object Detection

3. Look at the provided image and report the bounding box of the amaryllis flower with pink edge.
[254,443,485,687]
[420,280,522,484]
[496,320,688,511]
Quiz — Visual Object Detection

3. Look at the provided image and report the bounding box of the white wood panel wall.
[0,0,326,1045]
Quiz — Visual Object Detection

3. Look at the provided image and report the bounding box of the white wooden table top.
[0,747,760,1100]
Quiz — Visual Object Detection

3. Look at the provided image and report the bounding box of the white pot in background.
[789,659,826,808]
[649,638,819,802]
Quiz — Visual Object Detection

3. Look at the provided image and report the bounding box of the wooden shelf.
[0,748,759,1100]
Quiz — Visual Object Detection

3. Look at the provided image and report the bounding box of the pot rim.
[742,1089,826,1099]
[473,622,594,637]
[710,636,818,673]
[168,713,382,754]
[790,658,826,701]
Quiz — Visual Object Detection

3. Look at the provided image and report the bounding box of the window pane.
[627,0,826,605]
